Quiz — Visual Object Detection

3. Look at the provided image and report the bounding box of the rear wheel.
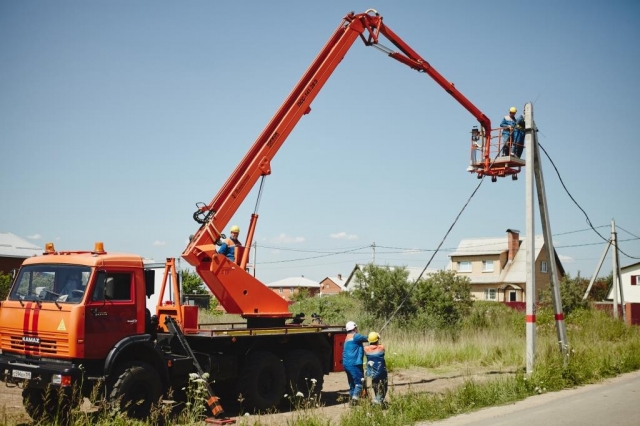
[109,361,162,419]
[238,351,285,412]
[284,350,324,398]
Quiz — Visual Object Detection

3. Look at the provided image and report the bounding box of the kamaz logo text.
[22,336,40,345]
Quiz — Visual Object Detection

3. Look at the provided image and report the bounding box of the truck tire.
[22,384,72,424]
[238,351,285,412]
[109,361,162,419]
[284,349,324,398]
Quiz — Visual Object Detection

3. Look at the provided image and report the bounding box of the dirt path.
[0,368,514,425]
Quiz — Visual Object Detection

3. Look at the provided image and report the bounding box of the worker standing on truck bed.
[343,321,368,406]
[218,225,242,262]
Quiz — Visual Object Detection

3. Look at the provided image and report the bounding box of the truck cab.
[0,243,155,403]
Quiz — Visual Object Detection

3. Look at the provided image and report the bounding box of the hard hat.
[230,225,240,233]
[368,332,380,343]
[509,107,517,113]
[345,321,357,331]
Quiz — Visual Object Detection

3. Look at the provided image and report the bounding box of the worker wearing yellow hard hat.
[364,331,388,405]
[500,106,520,156]
[218,225,242,262]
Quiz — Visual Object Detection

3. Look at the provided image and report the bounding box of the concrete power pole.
[524,102,569,374]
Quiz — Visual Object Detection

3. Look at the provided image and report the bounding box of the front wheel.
[23,384,74,424]
[109,361,162,419]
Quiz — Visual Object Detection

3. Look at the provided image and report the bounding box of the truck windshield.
[9,265,91,304]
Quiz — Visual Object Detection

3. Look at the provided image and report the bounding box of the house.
[265,276,321,300]
[606,261,640,303]
[342,264,439,291]
[0,232,42,274]
[318,274,346,295]
[449,229,565,302]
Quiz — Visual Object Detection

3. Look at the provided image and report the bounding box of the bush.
[289,292,360,325]
[539,273,589,315]
[413,270,473,330]
[352,265,417,322]
[0,272,11,301]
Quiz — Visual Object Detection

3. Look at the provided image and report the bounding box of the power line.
[538,142,640,260]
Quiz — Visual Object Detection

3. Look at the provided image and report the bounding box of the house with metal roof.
[265,276,321,300]
[448,229,565,302]
[0,232,42,274]
[318,273,347,295]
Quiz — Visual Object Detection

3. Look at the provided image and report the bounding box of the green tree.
[290,287,310,303]
[352,264,416,321]
[539,273,589,315]
[588,272,612,302]
[0,272,11,301]
[413,270,473,329]
[181,269,207,295]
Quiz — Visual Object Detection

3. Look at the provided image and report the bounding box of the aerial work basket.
[467,126,525,181]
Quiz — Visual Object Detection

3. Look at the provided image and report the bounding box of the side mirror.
[10,269,16,280]
[144,269,155,298]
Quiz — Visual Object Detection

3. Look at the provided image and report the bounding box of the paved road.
[420,370,640,426]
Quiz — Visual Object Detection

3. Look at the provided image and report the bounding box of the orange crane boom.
[182,10,510,324]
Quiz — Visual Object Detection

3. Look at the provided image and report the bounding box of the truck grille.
[1,330,69,357]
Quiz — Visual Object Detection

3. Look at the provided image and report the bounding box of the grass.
[2,303,640,425]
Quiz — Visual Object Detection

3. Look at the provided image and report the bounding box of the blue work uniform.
[218,237,241,262]
[342,332,368,401]
[512,115,525,158]
[365,343,388,404]
[500,114,517,156]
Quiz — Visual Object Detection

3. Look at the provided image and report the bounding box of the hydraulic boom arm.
[182,10,496,322]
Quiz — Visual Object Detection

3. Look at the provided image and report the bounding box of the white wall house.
[607,261,640,303]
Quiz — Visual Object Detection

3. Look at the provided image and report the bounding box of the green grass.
[3,303,640,425]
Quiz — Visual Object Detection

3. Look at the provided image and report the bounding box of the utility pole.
[524,103,536,375]
[371,242,376,264]
[583,239,611,301]
[524,102,569,374]
[611,220,626,322]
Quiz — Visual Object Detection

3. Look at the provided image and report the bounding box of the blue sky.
[2,0,639,285]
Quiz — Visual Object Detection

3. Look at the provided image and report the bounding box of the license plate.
[11,369,31,380]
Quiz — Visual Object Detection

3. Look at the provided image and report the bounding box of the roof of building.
[266,276,321,288]
[449,237,509,256]
[621,261,640,272]
[320,275,347,290]
[0,232,42,259]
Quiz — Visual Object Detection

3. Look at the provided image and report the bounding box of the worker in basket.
[218,225,242,262]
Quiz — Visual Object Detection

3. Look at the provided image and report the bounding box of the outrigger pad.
[205,418,236,425]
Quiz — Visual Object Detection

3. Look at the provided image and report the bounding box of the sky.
[1,0,639,286]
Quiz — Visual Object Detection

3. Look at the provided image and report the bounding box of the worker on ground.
[218,225,242,262]
[364,331,388,406]
[342,321,368,406]
[500,107,518,156]
[512,114,526,158]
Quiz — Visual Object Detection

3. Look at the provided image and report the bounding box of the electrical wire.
[538,143,639,260]
[378,148,509,332]
[258,245,371,264]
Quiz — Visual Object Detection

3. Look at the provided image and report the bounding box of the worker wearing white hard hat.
[342,321,368,406]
